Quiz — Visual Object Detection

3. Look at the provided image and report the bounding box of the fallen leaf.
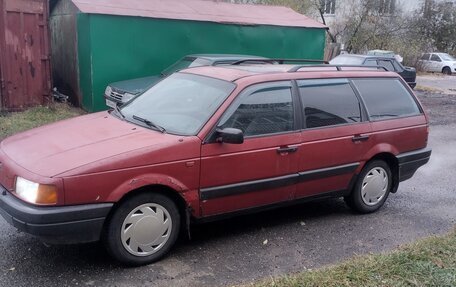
[263,239,268,245]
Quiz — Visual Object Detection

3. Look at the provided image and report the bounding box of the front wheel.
[103,193,180,266]
[442,67,452,75]
[345,160,392,213]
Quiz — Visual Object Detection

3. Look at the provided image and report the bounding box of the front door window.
[219,86,294,137]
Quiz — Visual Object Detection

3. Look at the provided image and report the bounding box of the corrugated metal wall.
[0,0,52,111]
[82,16,326,112]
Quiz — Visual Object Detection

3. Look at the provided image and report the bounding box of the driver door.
[199,81,301,217]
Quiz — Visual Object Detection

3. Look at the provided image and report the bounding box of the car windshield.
[161,57,213,76]
[121,73,235,135]
[438,53,456,61]
[329,56,364,65]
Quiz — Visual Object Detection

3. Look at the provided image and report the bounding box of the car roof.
[185,54,268,61]
[335,54,395,60]
[181,64,399,83]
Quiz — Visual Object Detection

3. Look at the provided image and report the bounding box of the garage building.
[50,0,327,111]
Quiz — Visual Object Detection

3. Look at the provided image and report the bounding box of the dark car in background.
[330,54,417,88]
[104,54,270,108]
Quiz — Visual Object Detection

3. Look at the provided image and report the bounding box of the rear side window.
[421,54,430,60]
[352,78,421,120]
[298,79,361,128]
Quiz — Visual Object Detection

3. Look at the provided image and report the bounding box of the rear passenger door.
[295,79,373,199]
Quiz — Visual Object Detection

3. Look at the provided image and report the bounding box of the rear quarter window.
[352,78,421,121]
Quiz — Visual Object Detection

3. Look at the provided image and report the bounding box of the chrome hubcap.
[361,167,389,206]
[121,203,172,257]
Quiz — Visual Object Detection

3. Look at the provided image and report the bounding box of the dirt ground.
[417,74,456,95]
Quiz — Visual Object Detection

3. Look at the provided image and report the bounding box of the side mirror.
[216,128,244,144]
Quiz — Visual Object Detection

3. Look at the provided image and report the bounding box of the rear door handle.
[352,135,370,142]
[277,146,298,154]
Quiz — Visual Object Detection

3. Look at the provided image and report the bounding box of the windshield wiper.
[132,115,166,133]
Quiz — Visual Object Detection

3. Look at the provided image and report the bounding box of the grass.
[0,103,85,140]
[245,229,456,287]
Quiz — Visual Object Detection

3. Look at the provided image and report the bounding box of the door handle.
[352,135,370,142]
[277,146,298,154]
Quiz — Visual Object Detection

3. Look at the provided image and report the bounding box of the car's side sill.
[195,189,347,224]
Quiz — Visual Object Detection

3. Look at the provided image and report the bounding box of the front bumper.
[0,186,113,244]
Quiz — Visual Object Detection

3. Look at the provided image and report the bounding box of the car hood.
[0,112,194,177]
[110,76,161,95]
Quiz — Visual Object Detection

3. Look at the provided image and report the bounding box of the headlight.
[15,177,58,205]
[122,93,136,103]
[104,86,113,96]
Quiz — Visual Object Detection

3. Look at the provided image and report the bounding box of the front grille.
[109,90,124,102]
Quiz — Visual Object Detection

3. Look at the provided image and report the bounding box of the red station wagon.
[0,64,431,265]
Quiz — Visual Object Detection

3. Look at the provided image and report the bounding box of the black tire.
[442,67,452,75]
[103,193,180,266]
[345,160,392,214]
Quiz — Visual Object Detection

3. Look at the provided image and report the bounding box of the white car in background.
[418,52,456,75]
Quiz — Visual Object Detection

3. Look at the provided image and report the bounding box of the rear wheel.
[345,160,392,213]
[103,193,180,266]
[442,67,452,75]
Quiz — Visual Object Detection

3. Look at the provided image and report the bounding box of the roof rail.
[288,64,388,72]
[231,58,328,66]
[231,59,277,65]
